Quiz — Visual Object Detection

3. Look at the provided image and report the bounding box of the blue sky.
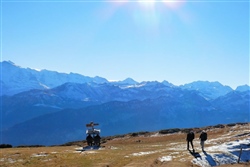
[1,0,249,89]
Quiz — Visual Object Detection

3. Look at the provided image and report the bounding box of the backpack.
[201,132,207,141]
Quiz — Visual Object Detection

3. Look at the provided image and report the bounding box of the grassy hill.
[0,123,249,167]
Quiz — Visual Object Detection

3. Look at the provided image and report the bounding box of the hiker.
[199,130,207,151]
[186,130,195,151]
[93,134,101,146]
[86,134,93,146]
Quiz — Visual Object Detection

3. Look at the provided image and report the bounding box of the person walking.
[199,130,207,151]
[186,130,195,152]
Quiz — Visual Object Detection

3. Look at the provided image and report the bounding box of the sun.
[111,0,185,10]
[138,0,156,7]
[138,0,156,3]
[137,0,157,11]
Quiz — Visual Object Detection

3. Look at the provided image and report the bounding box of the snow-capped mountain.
[0,61,108,95]
[1,61,47,95]
[180,81,233,100]
[1,60,247,99]
[1,81,179,129]
[1,60,249,146]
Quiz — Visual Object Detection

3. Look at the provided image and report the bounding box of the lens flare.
[104,0,188,34]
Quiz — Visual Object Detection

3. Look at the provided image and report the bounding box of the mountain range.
[0,61,249,146]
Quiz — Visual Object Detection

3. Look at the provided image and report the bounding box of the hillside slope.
[2,91,249,146]
[0,123,249,167]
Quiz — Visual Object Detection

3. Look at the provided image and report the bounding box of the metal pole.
[237,147,243,163]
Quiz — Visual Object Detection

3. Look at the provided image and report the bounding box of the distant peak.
[122,78,138,84]
[162,80,175,87]
[235,84,250,91]
[109,78,138,85]
[2,60,15,65]
[1,60,20,68]
[123,77,136,82]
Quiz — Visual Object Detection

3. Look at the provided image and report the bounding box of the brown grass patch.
[1,123,249,167]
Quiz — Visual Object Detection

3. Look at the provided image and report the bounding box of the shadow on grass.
[189,150,202,160]
[84,145,101,150]
[75,145,101,152]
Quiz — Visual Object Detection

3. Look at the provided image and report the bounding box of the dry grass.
[0,123,249,167]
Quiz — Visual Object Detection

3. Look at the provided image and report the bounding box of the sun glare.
[138,0,156,4]
[112,0,185,9]
[162,0,186,9]
[138,0,156,6]
[109,0,186,27]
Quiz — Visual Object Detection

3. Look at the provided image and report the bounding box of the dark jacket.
[187,132,195,141]
[86,135,93,142]
[200,132,207,141]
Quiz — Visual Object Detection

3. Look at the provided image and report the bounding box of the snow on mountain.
[1,60,249,146]
[180,81,233,100]
[2,81,175,114]
[1,61,238,100]
[1,61,47,95]
[0,80,176,129]
[109,78,139,89]
[0,61,108,95]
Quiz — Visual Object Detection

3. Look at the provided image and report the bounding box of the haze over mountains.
[0,61,249,146]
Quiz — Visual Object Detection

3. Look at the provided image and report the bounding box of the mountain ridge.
[1,61,249,96]
[2,91,249,146]
[1,60,249,146]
